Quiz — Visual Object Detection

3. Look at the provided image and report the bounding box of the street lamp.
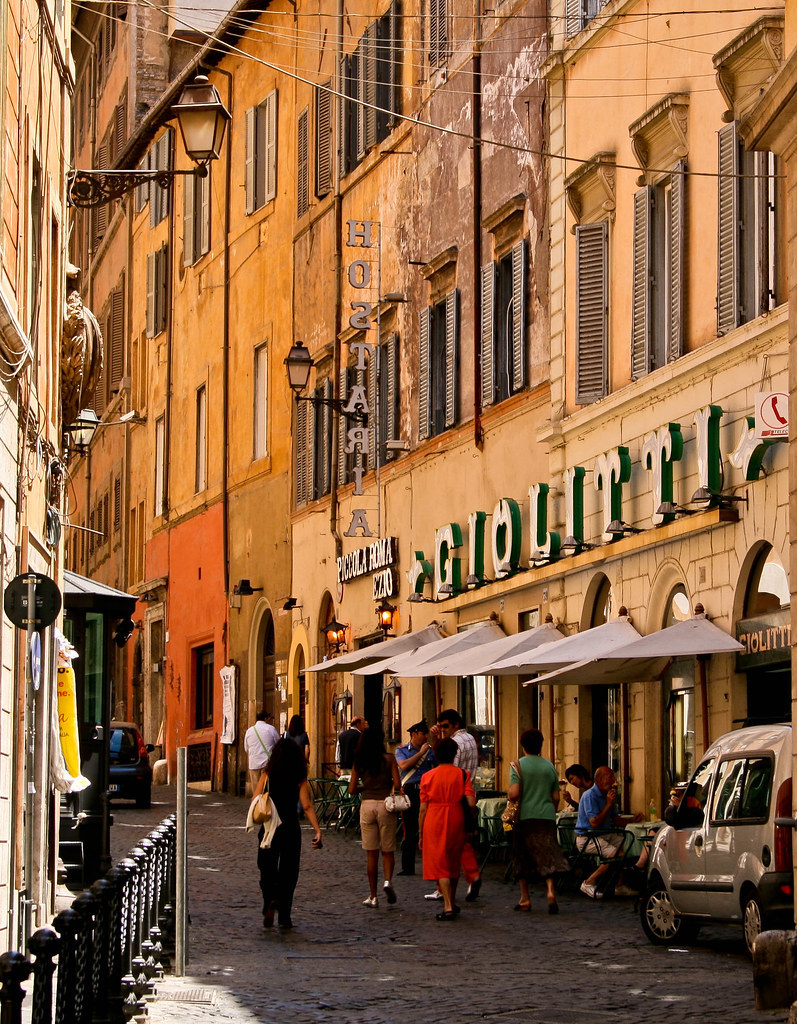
[325,617,347,653]
[68,73,231,208]
[376,599,396,637]
[63,409,100,455]
[284,341,365,420]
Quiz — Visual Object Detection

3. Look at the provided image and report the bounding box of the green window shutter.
[183,173,195,267]
[631,187,652,380]
[717,123,739,336]
[668,161,686,364]
[511,239,527,392]
[575,222,608,404]
[418,308,430,441]
[245,106,256,214]
[444,289,458,428]
[480,262,496,408]
[265,90,278,203]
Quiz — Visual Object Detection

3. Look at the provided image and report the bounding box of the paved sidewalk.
[116,786,787,1024]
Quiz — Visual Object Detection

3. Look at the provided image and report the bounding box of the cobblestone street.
[109,786,789,1024]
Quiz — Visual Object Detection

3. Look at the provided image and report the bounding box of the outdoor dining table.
[477,795,507,827]
[624,819,665,858]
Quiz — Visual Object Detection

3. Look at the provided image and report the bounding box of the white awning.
[489,616,642,676]
[350,620,506,677]
[430,620,566,677]
[524,614,744,687]
[303,623,445,673]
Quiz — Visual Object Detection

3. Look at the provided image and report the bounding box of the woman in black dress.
[254,738,322,929]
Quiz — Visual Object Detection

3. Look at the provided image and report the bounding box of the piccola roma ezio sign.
[409,404,784,600]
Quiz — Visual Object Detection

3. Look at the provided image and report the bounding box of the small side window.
[674,757,715,828]
[711,755,773,824]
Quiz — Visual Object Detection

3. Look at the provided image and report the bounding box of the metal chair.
[478,813,513,877]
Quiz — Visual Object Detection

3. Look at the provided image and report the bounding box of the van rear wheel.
[640,882,697,945]
[742,891,763,957]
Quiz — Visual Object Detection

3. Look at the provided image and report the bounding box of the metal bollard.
[28,928,60,1024]
[71,891,98,1024]
[53,907,80,1024]
[103,865,128,1024]
[0,951,33,1024]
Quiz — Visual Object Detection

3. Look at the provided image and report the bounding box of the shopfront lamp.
[376,599,396,637]
[325,617,347,652]
[64,408,100,455]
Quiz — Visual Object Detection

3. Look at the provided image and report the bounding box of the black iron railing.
[0,813,177,1024]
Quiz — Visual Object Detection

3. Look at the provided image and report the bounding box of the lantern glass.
[285,341,313,393]
[173,76,231,163]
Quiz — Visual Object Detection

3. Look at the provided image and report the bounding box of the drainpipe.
[330,0,345,571]
[214,65,234,793]
[472,0,484,450]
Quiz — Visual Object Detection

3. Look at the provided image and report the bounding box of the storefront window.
[664,583,694,785]
[460,674,496,790]
[740,545,790,724]
[84,612,104,724]
[382,679,401,745]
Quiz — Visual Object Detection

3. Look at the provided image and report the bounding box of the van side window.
[675,757,715,828]
[712,756,773,823]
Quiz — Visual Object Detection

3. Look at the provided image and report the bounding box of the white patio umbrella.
[489,614,642,676]
[351,620,506,676]
[430,619,566,676]
[303,623,445,673]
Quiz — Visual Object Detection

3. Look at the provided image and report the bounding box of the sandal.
[513,902,531,912]
[263,904,276,928]
[436,910,457,921]
[548,899,559,915]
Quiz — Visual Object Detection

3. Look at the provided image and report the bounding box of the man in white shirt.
[428,709,482,902]
[245,711,280,794]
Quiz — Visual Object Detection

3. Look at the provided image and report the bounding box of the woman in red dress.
[418,737,477,920]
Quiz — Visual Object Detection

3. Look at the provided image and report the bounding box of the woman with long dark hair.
[284,714,310,763]
[254,737,321,929]
[348,728,402,907]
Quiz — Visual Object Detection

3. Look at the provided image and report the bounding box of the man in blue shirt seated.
[575,766,641,898]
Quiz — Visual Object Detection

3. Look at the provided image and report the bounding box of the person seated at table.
[575,766,641,899]
[561,764,592,810]
[633,787,683,872]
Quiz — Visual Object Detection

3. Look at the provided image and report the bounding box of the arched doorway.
[583,574,620,773]
[662,583,693,785]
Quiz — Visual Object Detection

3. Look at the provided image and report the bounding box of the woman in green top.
[507,728,569,914]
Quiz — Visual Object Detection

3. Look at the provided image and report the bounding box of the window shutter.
[114,93,127,160]
[668,161,686,364]
[480,262,496,407]
[295,400,308,506]
[337,56,349,178]
[511,239,527,392]
[94,143,109,243]
[199,170,211,256]
[717,123,739,336]
[367,348,377,469]
[389,0,401,120]
[631,186,652,380]
[146,251,156,337]
[316,81,333,198]
[265,91,278,203]
[183,173,196,266]
[110,282,124,389]
[297,108,309,218]
[444,290,458,428]
[430,0,446,68]
[322,378,333,494]
[337,367,348,485]
[575,222,608,404]
[418,308,431,441]
[156,245,168,334]
[362,23,377,152]
[245,106,256,214]
[385,333,399,460]
[136,150,151,212]
[565,0,582,36]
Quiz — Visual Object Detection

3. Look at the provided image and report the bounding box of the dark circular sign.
[4,573,62,630]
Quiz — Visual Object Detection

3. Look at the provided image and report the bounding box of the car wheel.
[136,784,151,809]
[640,881,696,945]
[742,891,763,957]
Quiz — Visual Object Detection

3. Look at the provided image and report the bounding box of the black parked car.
[109,722,154,808]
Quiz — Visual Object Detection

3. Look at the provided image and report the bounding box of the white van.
[641,723,794,954]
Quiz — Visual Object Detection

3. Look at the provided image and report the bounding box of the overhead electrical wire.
[73,0,784,179]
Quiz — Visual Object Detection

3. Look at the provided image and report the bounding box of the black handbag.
[461,770,478,836]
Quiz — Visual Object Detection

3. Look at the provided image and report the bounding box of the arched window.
[664,583,694,785]
[744,546,789,616]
